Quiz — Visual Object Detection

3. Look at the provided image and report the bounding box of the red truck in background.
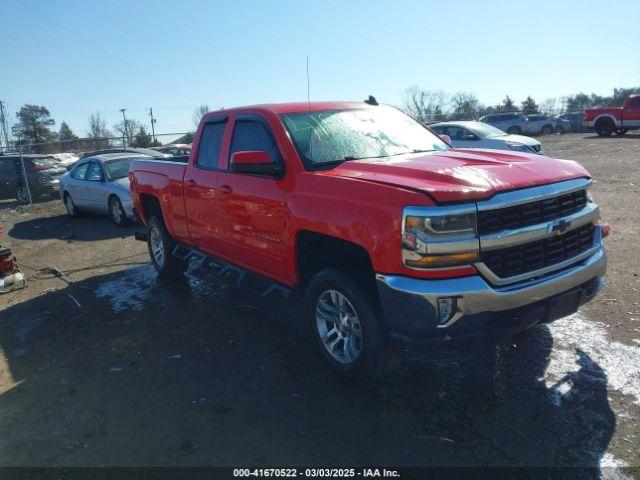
[583,94,640,136]
[129,102,608,378]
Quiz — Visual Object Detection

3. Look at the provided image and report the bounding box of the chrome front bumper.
[376,244,606,342]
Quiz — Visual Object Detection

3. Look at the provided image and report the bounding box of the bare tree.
[114,119,141,144]
[193,105,210,127]
[401,87,447,123]
[540,98,558,114]
[450,92,483,120]
[87,112,111,138]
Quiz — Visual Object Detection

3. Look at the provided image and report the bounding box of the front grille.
[477,189,588,235]
[481,223,595,278]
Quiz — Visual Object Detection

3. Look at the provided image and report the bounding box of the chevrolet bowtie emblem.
[549,219,571,235]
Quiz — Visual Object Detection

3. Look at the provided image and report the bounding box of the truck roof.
[206,101,372,116]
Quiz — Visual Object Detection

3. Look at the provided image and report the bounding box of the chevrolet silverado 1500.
[129,102,607,377]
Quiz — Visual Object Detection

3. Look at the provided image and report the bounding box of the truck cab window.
[196,122,226,169]
[229,120,281,167]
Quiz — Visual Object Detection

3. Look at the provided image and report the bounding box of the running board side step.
[171,242,291,299]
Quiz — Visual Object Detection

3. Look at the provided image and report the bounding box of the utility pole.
[148,107,157,144]
[119,108,127,148]
[0,101,11,151]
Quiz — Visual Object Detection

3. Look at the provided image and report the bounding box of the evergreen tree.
[12,104,57,146]
[59,122,77,141]
[520,96,540,114]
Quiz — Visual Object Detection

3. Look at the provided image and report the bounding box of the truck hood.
[323,149,589,203]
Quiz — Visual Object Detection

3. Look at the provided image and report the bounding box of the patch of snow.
[545,313,640,405]
[599,452,628,468]
[95,266,157,313]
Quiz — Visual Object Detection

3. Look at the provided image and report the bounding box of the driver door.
[215,115,289,283]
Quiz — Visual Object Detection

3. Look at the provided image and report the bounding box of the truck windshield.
[281,106,449,169]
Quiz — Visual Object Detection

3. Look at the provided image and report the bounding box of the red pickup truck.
[583,94,640,136]
[130,102,607,377]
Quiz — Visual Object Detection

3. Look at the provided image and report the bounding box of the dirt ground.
[0,133,639,477]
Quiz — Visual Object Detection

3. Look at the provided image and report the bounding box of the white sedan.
[430,121,543,154]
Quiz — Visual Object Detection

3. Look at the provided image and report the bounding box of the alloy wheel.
[315,289,363,364]
[111,198,122,224]
[149,225,165,268]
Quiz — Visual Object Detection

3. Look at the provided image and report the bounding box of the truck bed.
[129,158,190,241]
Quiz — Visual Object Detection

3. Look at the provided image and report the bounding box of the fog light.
[438,297,457,325]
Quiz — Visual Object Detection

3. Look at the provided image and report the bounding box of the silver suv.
[479,112,529,134]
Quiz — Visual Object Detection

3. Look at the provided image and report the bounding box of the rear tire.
[595,118,615,137]
[541,125,554,135]
[146,215,187,279]
[306,268,383,380]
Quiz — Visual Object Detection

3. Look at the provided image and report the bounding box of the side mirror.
[231,151,282,177]
[440,134,452,145]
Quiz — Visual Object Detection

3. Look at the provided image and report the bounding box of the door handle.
[186,179,197,187]
[219,185,233,195]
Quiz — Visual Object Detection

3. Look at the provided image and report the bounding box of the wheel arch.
[138,193,164,223]
[295,230,378,299]
[594,114,618,126]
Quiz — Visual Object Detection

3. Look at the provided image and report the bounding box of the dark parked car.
[0,154,67,203]
[479,112,529,134]
[558,112,587,133]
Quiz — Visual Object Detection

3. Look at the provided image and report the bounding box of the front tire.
[17,185,30,204]
[64,193,79,217]
[306,268,383,379]
[109,196,128,227]
[146,215,187,279]
[541,125,554,135]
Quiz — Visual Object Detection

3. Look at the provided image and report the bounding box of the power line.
[149,107,157,142]
[119,108,127,148]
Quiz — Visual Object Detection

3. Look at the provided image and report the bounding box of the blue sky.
[1,0,638,138]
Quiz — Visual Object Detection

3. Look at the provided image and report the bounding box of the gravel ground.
[0,133,638,477]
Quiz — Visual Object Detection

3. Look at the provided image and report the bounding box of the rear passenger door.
[85,161,111,213]
[215,115,289,283]
[66,162,90,208]
[183,117,228,252]
[623,96,640,125]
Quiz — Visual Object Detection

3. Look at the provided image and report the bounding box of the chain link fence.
[0,132,191,207]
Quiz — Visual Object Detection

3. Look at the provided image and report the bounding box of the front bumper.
[376,245,606,356]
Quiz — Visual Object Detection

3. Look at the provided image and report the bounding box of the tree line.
[401,86,640,123]
[7,106,163,149]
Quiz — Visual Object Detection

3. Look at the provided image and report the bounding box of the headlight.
[402,205,479,269]
[507,142,531,153]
